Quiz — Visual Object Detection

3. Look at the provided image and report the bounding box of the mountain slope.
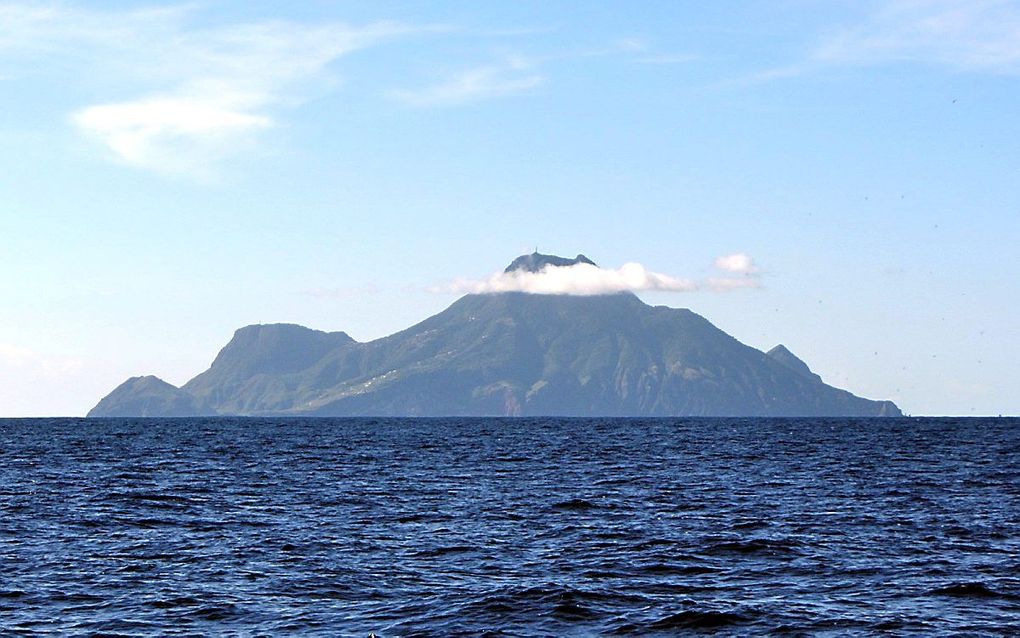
[182,323,355,414]
[284,292,899,416]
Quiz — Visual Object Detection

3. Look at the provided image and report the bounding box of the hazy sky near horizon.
[2,0,1018,416]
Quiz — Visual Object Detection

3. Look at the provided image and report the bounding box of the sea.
[1,417,1018,636]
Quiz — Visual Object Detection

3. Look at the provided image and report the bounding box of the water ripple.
[1,416,1018,635]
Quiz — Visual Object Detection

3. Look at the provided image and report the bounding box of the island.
[89,253,902,417]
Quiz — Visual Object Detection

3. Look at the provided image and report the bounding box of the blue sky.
[1,0,1018,416]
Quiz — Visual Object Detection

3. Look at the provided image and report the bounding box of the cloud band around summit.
[440,257,761,296]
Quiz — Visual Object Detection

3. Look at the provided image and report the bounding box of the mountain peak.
[768,344,797,359]
[86,375,211,417]
[767,344,823,383]
[504,252,597,273]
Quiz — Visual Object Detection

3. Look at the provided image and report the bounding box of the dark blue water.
[1,418,1018,636]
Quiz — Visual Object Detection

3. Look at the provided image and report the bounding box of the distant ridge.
[89,253,902,418]
[90,376,211,417]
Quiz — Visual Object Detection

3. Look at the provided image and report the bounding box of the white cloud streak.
[714,252,757,274]
[0,4,414,175]
[635,53,700,65]
[389,35,671,108]
[442,262,697,295]
[815,0,1020,73]
[4,4,694,163]
[707,276,762,292]
[729,0,1020,87]
[436,254,764,296]
[0,342,83,376]
[73,98,273,174]
[0,342,35,366]
[392,55,544,107]
[710,252,761,291]
[302,284,381,299]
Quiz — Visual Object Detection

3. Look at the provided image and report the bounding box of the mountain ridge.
[504,251,598,273]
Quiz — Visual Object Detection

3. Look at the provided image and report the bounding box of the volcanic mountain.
[89,252,902,417]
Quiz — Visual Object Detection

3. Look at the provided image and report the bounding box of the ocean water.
[1,417,1018,636]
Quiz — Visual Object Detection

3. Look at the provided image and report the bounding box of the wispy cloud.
[710,252,761,291]
[440,262,697,295]
[302,284,381,299]
[73,97,273,176]
[613,37,649,53]
[0,4,414,175]
[714,252,757,274]
[742,0,1020,84]
[636,53,700,65]
[0,343,35,366]
[0,342,82,377]
[390,33,673,108]
[707,276,762,292]
[392,55,544,107]
[4,4,699,161]
[435,254,763,296]
[815,0,1020,73]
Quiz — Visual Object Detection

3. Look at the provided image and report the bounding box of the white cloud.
[0,4,414,174]
[0,342,35,366]
[389,36,661,108]
[815,0,1020,73]
[614,37,649,53]
[0,342,82,376]
[707,276,762,292]
[73,97,272,174]
[728,1,1020,87]
[302,284,380,299]
[434,253,766,296]
[714,252,757,274]
[0,342,88,416]
[392,56,544,107]
[636,53,700,65]
[710,253,761,290]
[441,262,697,295]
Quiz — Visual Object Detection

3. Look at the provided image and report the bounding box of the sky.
[1,0,1018,417]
